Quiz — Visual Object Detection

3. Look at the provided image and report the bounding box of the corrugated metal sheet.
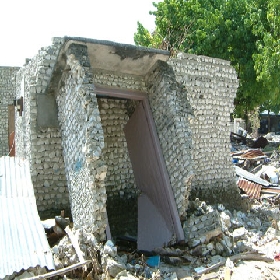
[0,156,55,279]
[240,149,265,159]
[237,178,262,199]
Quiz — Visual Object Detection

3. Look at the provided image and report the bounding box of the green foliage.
[134,22,163,49]
[134,0,280,118]
[251,0,280,105]
[134,22,153,47]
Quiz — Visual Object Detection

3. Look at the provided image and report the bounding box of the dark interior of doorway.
[97,96,140,249]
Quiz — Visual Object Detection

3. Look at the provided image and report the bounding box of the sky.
[0,0,160,67]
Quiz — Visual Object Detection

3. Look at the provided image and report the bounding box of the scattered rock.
[232,227,248,241]
[106,258,126,278]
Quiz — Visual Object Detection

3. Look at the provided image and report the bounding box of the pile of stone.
[52,227,101,267]
[43,198,280,279]
[184,199,280,259]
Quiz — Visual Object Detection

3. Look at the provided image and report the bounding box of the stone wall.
[98,98,138,238]
[145,61,194,217]
[55,46,109,239]
[0,67,19,156]
[169,53,242,208]
[15,38,69,217]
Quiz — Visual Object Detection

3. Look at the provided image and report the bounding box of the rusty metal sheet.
[237,178,262,199]
[241,149,265,159]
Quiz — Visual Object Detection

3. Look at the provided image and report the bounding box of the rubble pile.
[184,199,280,260]
[52,227,102,274]
[14,134,280,279]
[52,235,78,269]
[37,196,280,280]
[41,135,280,280]
[232,134,280,200]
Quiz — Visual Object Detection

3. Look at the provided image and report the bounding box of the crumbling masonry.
[0,37,242,246]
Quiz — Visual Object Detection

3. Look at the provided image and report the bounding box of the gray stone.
[232,227,247,241]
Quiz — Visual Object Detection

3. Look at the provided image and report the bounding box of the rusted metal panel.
[237,179,262,199]
[0,156,54,279]
[240,149,265,159]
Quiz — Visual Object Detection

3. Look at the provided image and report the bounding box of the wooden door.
[124,102,183,250]
[8,105,15,156]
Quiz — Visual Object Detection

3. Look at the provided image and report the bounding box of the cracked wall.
[0,37,242,240]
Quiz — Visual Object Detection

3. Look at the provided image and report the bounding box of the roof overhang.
[60,37,170,76]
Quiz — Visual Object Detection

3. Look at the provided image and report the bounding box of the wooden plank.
[261,187,280,194]
[65,227,86,264]
[8,105,15,156]
[24,260,92,279]
[194,252,273,276]
[95,85,146,100]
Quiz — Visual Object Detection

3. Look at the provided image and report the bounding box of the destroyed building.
[0,37,243,250]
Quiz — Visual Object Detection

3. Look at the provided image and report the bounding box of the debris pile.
[11,195,280,279]
[27,197,279,280]
[10,132,280,279]
[231,127,280,201]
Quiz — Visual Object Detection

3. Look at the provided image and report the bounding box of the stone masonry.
[169,54,242,208]
[15,38,69,218]
[0,37,242,243]
[145,60,194,217]
[98,98,138,238]
[56,50,108,239]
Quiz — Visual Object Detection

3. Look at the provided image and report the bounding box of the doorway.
[96,86,184,251]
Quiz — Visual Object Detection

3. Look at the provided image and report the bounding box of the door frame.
[95,85,184,242]
[8,105,15,156]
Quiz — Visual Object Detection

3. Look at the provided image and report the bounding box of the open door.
[124,102,184,250]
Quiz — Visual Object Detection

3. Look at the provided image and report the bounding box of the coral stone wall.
[97,98,138,238]
[0,67,19,156]
[145,61,194,217]
[56,48,108,239]
[169,53,242,207]
[15,38,69,217]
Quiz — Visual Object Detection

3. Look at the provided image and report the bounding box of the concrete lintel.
[62,37,170,76]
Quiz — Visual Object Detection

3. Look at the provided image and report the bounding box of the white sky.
[0,0,159,67]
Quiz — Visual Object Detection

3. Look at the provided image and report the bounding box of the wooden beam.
[24,260,92,279]
[94,85,146,100]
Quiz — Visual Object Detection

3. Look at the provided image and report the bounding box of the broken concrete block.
[220,211,232,231]
[115,270,139,280]
[106,258,126,278]
[232,227,248,241]
[103,240,117,257]
[188,239,201,248]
